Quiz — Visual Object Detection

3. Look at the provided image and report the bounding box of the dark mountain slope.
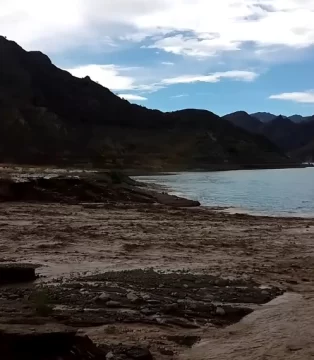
[225,110,314,160]
[251,112,277,123]
[0,36,290,169]
[251,112,310,124]
[223,111,262,133]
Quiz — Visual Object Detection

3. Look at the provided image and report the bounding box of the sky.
[2,0,314,116]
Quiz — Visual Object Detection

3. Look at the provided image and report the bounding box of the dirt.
[0,169,314,359]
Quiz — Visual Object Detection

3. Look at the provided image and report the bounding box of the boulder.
[0,264,37,285]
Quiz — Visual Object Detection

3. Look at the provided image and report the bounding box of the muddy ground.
[1,198,314,359]
[0,168,314,359]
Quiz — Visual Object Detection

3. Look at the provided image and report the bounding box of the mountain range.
[0,36,309,169]
[251,112,311,124]
[224,112,314,161]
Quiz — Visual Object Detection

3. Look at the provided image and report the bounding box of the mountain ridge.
[224,110,314,160]
[0,36,295,169]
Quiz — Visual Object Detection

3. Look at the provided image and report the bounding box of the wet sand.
[1,198,314,359]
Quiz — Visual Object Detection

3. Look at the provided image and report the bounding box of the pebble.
[106,300,121,308]
[127,292,140,303]
[106,351,114,359]
[141,308,154,315]
[216,307,226,316]
[98,292,111,301]
[261,290,269,296]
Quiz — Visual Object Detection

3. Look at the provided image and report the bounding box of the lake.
[137,167,314,217]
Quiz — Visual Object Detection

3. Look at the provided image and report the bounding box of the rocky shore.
[0,168,314,359]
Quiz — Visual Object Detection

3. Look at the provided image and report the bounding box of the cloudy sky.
[2,0,314,116]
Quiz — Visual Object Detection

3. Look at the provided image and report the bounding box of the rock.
[140,308,155,315]
[216,307,226,316]
[106,351,114,359]
[106,300,121,308]
[261,290,269,296]
[147,299,160,305]
[159,348,174,356]
[127,292,140,303]
[0,264,37,285]
[98,292,111,301]
[0,323,106,359]
[126,347,153,360]
[183,284,189,289]
[167,335,200,347]
[142,294,151,301]
[163,303,179,313]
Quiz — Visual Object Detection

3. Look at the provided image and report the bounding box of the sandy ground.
[1,201,314,359]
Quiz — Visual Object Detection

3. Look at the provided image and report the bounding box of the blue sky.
[2,0,314,116]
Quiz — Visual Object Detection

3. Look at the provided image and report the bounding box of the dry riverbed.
[1,197,314,359]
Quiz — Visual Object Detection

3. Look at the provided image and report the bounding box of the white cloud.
[161,61,174,66]
[65,64,258,93]
[162,71,258,85]
[172,94,189,98]
[118,94,147,101]
[148,34,240,57]
[2,0,314,59]
[269,91,314,103]
[66,64,136,91]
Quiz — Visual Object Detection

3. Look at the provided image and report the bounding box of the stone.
[216,307,226,316]
[167,335,201,347]
[0,323,107,359]
[140,308,155,315]
[127,292,140,303]
[0,264,37,285]
[106,300,121,308]
[126,347,153,360]
[159,348,174,356]
[106,351,114,359]
[98,292,111,301]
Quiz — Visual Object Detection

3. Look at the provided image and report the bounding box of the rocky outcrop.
[0,323,154,360]
[0,173,200,207]
[0,264,37,285]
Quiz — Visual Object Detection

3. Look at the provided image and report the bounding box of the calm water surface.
[137,168,314,217]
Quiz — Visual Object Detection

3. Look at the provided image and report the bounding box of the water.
[137,167,314,217]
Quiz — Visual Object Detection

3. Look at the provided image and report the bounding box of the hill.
[223,111,262,134]
[224,111,314,160]
[0,36,292,170]
[251,112,278,123]
[252,112,310,124]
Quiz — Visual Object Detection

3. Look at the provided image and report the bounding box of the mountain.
[0,36,292,169]
[225,110,314,160]
[251,112,277,123]
[261,116,298,151]
[252,112,310,124]
[288,115,311,123]
[223,111,262,134]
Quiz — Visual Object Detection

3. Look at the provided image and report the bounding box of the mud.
[0,167,314,359]
[0,269,282,359]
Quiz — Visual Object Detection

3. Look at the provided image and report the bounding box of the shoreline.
[0,167,314,359]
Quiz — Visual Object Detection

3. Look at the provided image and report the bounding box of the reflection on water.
[137,168,314,217]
